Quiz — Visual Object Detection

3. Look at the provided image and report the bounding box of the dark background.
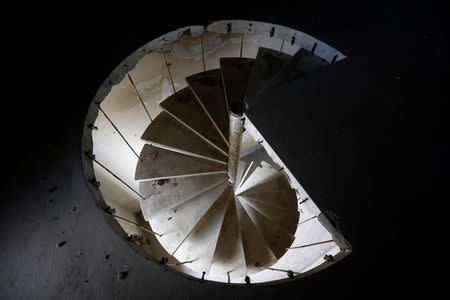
[1,1,448,298]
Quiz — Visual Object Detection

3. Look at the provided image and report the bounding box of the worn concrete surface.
[187,69,230,140]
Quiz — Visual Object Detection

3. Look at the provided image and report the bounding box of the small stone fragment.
[118,271,128,280]
[57,241,66,247]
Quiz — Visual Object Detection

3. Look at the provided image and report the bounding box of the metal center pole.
[228,112,245,186]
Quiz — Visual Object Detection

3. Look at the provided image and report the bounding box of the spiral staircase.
[84,20,351,285]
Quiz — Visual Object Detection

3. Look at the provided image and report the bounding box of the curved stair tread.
[141,111,227,163]
[268,240,338,274]
[241,190,298,211]
[209,193,247,277]
[149,181,229,255]
[245,47,292,105]
[240,129,258,154]
[139,174,228,220]
[234,160,246,191]
[240,187,298,210]
[240,144,275,165]
[239,195,299,234]
[135,144,226,181]
[236,162,278,195]
[173,185,231,273]
[237,161,255,191]
[239,199,294,259]
[290,214,333,247]
[186,70,229,142]
[235,198,277,274]
[159,87,228,153]
[220,57,254,112]
[263,48,329,92]
[238,145,276,189]
[239,171,290,196]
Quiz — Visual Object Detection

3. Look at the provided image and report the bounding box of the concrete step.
[141,111,227,164]
[149,181,230,255]
[237,161,256,192]
[220,57,254,113]
[239,142,274,164]
[235,198,277,274]
[186,69,229,143]
[135,144,226,181]
[238,145,276,190]
[267,215,338,274]
[239,193,299,233]
[159,87,228,154]
[240,129,258,154]
[244,47,291,106]
[234,160,246,191]
[239,199,294,259]
[268,240,339,275]
[236,162,278,194]
[239,171,292,197]
[209,195,247,277]
[173,185,231,273]
[139,173,228,220]
[262,48,329,92]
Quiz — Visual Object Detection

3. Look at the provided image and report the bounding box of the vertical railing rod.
[92,158,145,200]
[261,266,299,276]
[167,260,195,266]
[126,71,152,122]
[285,239,334,250]
[239,33,244,58]
[298,197,309,205]
[112,213,162,237]
[98,107,142,161]
[200,31,206,72]
[161,47,176,93]
[298,215,317,225]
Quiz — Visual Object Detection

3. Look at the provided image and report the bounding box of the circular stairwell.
[82,20,352,285]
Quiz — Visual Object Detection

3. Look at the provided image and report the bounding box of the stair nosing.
[236,161,254,190]
[143,178,229,221]
[239,196,295,239]
[135,171,228,183]
[235,197,277,271]
[236,166,279,195]
[141,141,227,165]
[161,108,229,157]
[219,68,230,115]
[186,78,229,147]
[239,199,294,261]
[171,185,231,259]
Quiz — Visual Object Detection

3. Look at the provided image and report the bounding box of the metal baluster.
[167,260,195,266]
[90,157,145,200]
[161,47,176,93]
[298,215,317,225]
[98,107,142,161]
[200,31,206,71]
[239,33,244,58]
[112,213,162,237]
[285,239,334,250]
[261,266,298,278]
[126,71,152,122]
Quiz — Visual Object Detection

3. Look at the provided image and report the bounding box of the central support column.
[228,112,245,187]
